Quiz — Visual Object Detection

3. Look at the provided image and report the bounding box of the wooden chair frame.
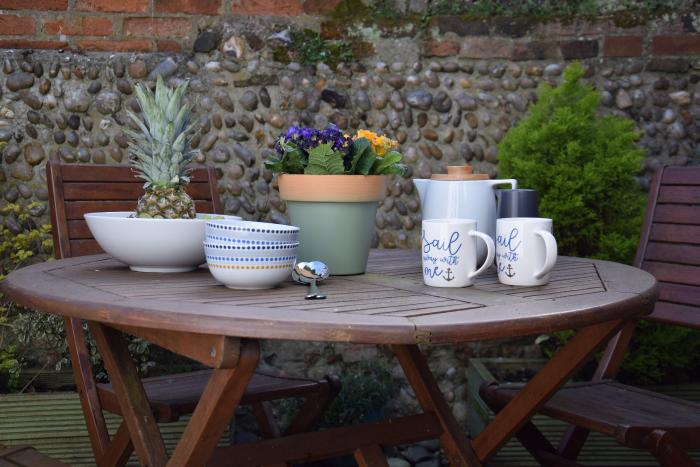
[0,443,69,467]
[46,160,340,467]
[481,165,700,467]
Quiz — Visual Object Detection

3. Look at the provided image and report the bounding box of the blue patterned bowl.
[205,219,299,243]
[204,241,299,289]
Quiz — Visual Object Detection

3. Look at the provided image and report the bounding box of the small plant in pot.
[265,126,406,275]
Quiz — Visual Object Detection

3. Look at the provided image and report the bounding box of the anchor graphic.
[444,268,454,281]
[505,264,516,278]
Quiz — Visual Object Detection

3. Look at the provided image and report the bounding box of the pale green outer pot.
[279,174,387,276]
[287,201,378,275]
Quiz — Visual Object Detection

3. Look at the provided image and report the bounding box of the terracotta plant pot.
[278,174,387,275]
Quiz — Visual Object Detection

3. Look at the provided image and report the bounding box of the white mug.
[496,217,558,286]
[422,218,495,288]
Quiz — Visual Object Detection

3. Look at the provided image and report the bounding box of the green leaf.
[348,138,376,175]
[265,153,303,174]
[305,143,345,175]
[370,151,403,175]
[348,137,369,171]
[264,143,306,174]
[356,152,376,175]
[285,149,306,174]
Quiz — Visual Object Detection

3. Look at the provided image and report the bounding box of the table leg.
[89,322,169,467]
[168,340,259,467]
[472,319,626,462]
[392,344,482,467]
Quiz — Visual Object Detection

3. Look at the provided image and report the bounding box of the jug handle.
[487,179,518,189]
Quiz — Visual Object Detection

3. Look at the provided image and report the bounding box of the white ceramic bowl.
[205,219,299,243]
[84,212,241,273]
[204,242,299,289]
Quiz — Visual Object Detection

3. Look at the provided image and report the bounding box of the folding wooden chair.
[481,165,700,466]
[46,160,340,466]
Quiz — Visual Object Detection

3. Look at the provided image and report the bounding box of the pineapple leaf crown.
[124,75,199,189]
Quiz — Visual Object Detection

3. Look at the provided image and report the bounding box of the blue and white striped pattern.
[205,235,291,245]
[206,221,299,235]
[206,255,297,263]
[203,242,299,251]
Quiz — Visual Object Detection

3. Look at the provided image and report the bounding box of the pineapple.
[124,76,199,219]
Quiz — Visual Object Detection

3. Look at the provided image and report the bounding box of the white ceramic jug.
[414,166,517,262]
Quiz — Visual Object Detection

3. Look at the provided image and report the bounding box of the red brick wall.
[0,0,341,52]
[0,0,698,60]
[424,16,700,63]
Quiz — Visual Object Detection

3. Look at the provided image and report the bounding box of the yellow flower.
[354,129,399,157]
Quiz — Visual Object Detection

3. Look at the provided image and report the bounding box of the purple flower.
[319,125,353,155]
[286,126,302,140]
[275,125,353,163]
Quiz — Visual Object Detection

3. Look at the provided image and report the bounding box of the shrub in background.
[318,360,400,427]
[498,62,645,263]
[503,63,700,385]
[619,321,700,385]
[276,360,400,431]
[0,201,53,390]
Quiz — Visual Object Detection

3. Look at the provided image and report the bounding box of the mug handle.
[534,230,558,279]
[468,231,496,279]
[488,179,518,189]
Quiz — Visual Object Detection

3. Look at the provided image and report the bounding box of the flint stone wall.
[1,11,699,426]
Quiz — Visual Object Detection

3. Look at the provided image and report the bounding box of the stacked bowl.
[204,219,300,289]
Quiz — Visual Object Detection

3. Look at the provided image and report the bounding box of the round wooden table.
[2,249,658,467]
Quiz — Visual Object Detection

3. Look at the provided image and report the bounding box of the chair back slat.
[47,161,222,259]
[657,283,700,307]
[641,261,700,287]
[62,181,213,201]
[635,165,700,329]
[649,223,700,245]
[69,239,104,257]
[643,242,700,266]
[59,164,213,183]
[652,303,700,328]
[67,220,93,239]
[657,185,700,204]
[63,200,215,220]
[652,204,700,224]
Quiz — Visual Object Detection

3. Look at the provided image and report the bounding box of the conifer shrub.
[505,63,700,384]
[497,62,645,263]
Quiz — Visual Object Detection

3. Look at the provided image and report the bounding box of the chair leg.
[354,444,389,467]
[287,375,341,434]
[644,429,698,467]
[557,426,590,460]
[253,401,281,439]
[480,382,579,467]
[96,421,133,467]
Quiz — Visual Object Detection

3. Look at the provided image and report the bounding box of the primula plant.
[265,125,406,176]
